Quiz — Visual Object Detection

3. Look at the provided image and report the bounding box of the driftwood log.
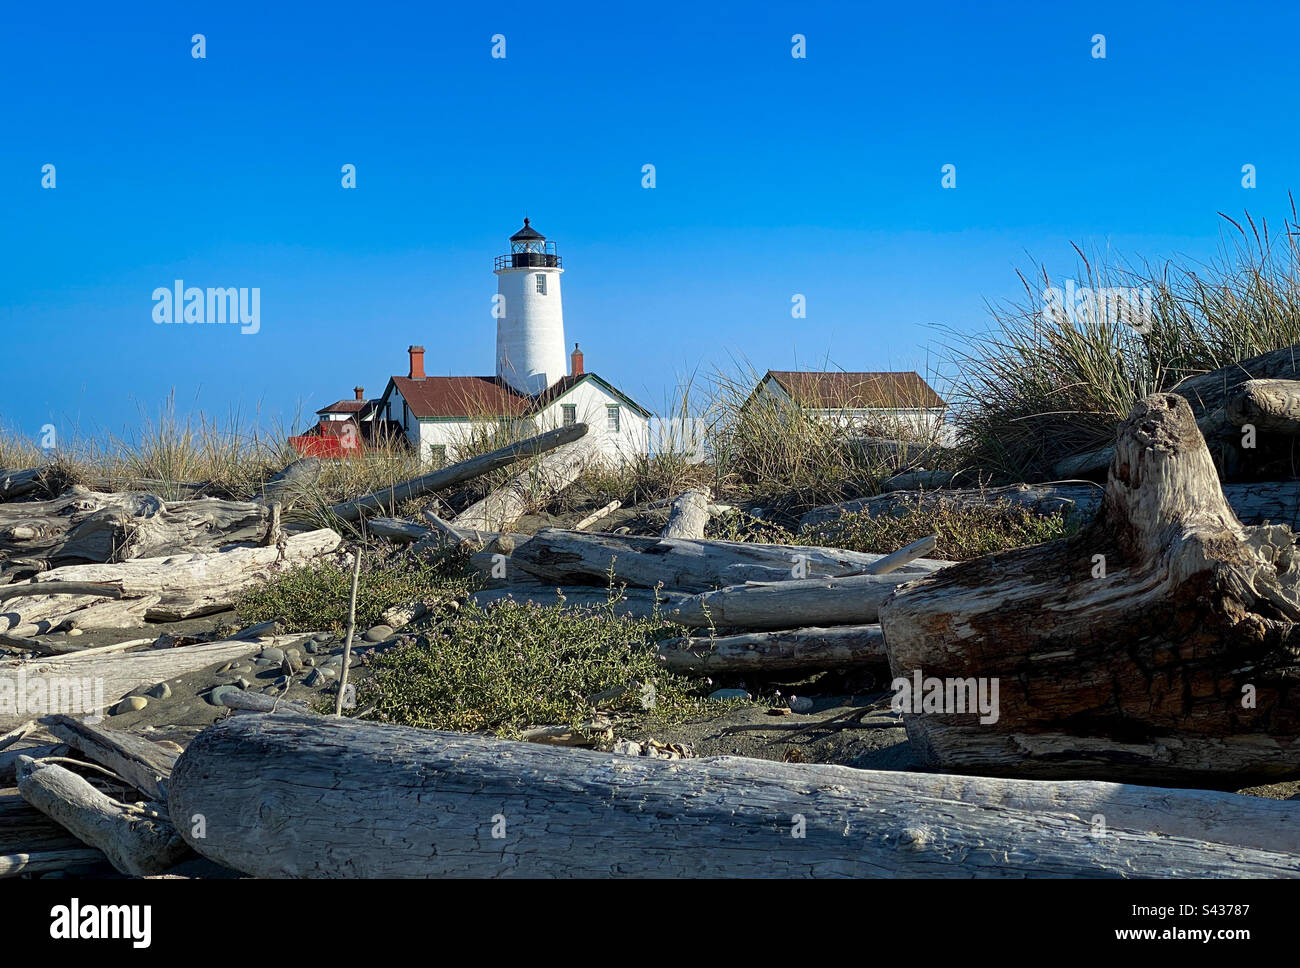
[16,756,189,876]
[1226,378,1300,435]
[510,529,948,593]
[0,468,43,502]
[2,529,342,632]
[168,714,1300,877]
[42,715,179,801]
[0,637,291,732]
[573,500,621,532]
[0,487,275,569]
[0,786,109,876]
[657,624,886,674]
[666,572,937,630]
[661,489,711,540]
[258,457,322,507]
[452,438,589,533]
[331,423,588,522]
[880,393,1300,787]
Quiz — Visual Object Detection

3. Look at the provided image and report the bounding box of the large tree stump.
[879,393,1300,788]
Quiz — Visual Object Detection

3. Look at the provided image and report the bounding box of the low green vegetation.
[234,545,474,632]
[796,499,1074,561]
[359,596,706,736]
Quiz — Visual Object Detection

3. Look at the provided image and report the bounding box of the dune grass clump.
[947,207,1300,481]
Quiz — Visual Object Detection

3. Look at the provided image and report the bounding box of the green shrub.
[359,596,705,735]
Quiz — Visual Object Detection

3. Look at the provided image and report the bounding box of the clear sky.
[3,0,1298,442]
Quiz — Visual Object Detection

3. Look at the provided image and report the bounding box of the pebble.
[313,631,332,642]
[113,696,147,714]
[67,628,83,637]
[304,668,327,687]
[363,625,393,643]
[216,662,234,674]
[236,678,252,690]
[612,739,642,757]
[253,657,278,668]
[145,682,171,700]
[260,647,285,663]
[281,655,300,675]
[788,696,815,714]
[708,688,752,702]
[316,665,338,679]
[208,685,241,706]
[302,656,316,667]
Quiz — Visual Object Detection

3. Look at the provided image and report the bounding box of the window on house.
[535,274,546,295]
[430,444,447,466]
[606,404,620,433]
[561,404,576,427]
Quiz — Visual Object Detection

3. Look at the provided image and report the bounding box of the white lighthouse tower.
[494,218,567,395]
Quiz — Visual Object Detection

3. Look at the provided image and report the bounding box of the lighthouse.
[494,218,567,395]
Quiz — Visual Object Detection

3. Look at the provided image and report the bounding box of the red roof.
[765,371,945,410]
[316,399,368,415]
[391,376,530,419]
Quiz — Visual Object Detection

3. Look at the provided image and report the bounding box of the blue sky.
[3,0,1298,443]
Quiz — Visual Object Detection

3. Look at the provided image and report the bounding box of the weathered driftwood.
[16,756,190,876]
[470,581,688,621]
[259,457,321,506]
[168,714,1300,877]
[510,529,947,593]
[661,489,711,540]
[1173,342,1300,418]
[331,423,589,522]
[0,786,110,869]
[880,470,957,492]
[366,517,428,543]
[665,572,935,630]
[42,715,178,801]
[0,744,68,783]
[573,500,621,532]
[0,638,276,732]
[0,468,43,502]
[0,847,107,877]
[881,393,1300,787]
[0,487,275,568]
[864,535,938,576]
[2,529,342,631]
[657,624,886,674]
[214,688,316,717]
[804,480,1300,531]
[452,438,589,533]
[1225,378,1300,435]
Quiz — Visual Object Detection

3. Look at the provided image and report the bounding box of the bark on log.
[451,439,589,533]
[2,529,342,630]
[0,468,43,502]
[1226,378,1300,435]
[880,392,1300,787]
[510,528,949,593]
[42,714,179,801]
[0,486,274,567]
[0,638,276,732]
[657,624,886,674]
[661,489,711,540]
[168,714,1300,877]
[665,572,933,630]
[16,756,190,876]
[330,423,589,522]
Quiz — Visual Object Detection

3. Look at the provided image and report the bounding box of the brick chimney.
[408,345,425,380]
[354,386,365,401]
[570,342,584,377]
